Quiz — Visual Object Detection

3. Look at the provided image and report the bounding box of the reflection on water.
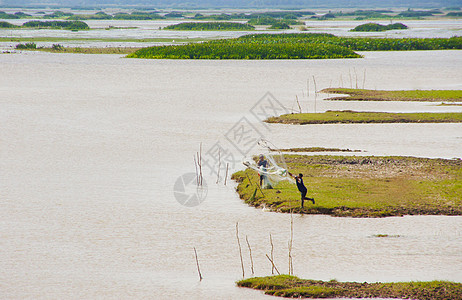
[0,50,461,299]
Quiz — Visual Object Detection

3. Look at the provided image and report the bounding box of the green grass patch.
[164,22,255,31]
[128,33,462,60]
[128,34,361,59]
[322,88,462,102]
[0,21,18,28]
[266,111,462,125]
[21,20,89,31]
[237,275,462,299]
[351,22,408,31]
[232,155,462,217]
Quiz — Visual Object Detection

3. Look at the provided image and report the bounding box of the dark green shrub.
[270,22,291,29]
[0,21,17,28]
[16,42,37,49]
[164,22,254,31]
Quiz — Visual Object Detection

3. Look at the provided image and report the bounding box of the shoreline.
[237,275,462,299]
[232,155,462,218]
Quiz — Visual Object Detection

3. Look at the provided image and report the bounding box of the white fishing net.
[243,139,294,189]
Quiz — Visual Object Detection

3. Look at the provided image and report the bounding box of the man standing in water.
[289,172,315,208]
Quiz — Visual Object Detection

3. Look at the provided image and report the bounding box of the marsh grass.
[266,111,462,125]
[321,88,462,102]
[232,155,462,217]
[237,275,462,299]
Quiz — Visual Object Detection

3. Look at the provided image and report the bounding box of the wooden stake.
[236,222,245,278]
[194,155,199,186]
[194,247,203,281]
[296,95,302,113]
[312,75,317,113]
[288,209,294,275]
[246,173,264,196]
[354,67,358,89]
[224,163,229,186]
[246,173,253,186]
[265,254,280,275]
[216,148,221,184]
[270,233,275,275]
[245,235,254,276]
[363,69,366,89]
[349,69,353,88]
[307,78,310,97]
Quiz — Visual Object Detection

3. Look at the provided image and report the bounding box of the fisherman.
[289,172,315,208]
[257,154,268,187]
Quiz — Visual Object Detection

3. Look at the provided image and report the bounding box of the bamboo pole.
[216,148,221,184]
[246,173,264,196]
[194,155,199,186]
[349,69,353,88]
[236,222,245,278]
[307,78,310,97]
[246,173,253,186]
[265,254,280,275]
[354,67,358,89]
[199,143,203,186]
[363,69,366,89]
[245,235,254,276]
[224,163,229,186]
[296,95,302,113]
[270,233,275,275]
[194,247,203,281]
[312,75,317,113]
[288,209,294,275]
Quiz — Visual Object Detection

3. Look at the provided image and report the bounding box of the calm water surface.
[1,50,461,299]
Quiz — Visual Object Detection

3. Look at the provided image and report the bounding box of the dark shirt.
[296,177,307,192]
[258,159,268,168]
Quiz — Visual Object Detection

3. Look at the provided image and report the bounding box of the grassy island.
[266,111,462,125]
[128,33,462,60]
[21,20,89,30]
[321,88,462,102]
[237,275,462,299]
[164,22,255,31]
[232,155,462,217]
[128,34,361,59]
[351,22,408,31]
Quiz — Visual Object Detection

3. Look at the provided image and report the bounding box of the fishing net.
[243,139,294,189]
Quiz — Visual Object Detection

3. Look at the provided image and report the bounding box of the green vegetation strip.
[322,88,462,102]
[237,275,462,299]
[0,20,89,30]
[232,155,462,217]
[266,111,462,124]
[351,22,408,31]
[128,33,462,60]
[164,22,255,31]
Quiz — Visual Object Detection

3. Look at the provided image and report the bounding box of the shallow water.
[0,50,461,299]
